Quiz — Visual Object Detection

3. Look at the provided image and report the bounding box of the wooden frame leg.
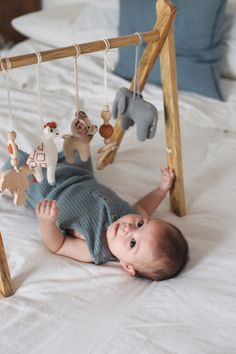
[0,232,14,297]
[159,25,186,216]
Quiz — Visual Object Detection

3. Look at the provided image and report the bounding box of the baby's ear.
[120,262,136,277]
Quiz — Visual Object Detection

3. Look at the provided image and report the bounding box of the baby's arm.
[133,167,175,217]
[36,200,92,262]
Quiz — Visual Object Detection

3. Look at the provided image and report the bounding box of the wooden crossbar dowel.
[0,232,14,297]
[0,31,159,72]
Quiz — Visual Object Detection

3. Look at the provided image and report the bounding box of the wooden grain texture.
[0,233,14,297]
[0,31,159,71]
[158,5,186,216]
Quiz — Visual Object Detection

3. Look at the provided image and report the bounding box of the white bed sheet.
[0,39,236,354]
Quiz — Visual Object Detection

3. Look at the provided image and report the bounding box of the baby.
[3,150,189,281]
[34,156,188,281]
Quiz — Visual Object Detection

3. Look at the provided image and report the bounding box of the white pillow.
[42,0,95,10]
[221,0,236,79]
[11,1,119,48]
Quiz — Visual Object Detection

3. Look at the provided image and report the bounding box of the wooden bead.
[99,124,113,139]
[7,131,17,141]
[101,109,112,123]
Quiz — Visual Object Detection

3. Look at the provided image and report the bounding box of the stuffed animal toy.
[27,121,59,185]
[63,111,97,163]
[112,87,158,141]
[0,165,32,206]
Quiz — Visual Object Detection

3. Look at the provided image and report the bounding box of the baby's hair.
[135,221,189,281]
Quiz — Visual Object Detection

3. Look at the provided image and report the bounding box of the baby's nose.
[121,222,133,232]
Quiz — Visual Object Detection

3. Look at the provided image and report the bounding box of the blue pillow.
[114,0,227,100]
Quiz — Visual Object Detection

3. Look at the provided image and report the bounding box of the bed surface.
[0,38,236,354]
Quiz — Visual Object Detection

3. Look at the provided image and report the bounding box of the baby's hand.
[159,167,175,193]
[35,199,59,225]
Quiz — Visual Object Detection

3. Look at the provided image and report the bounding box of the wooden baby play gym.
[0,0,186,296]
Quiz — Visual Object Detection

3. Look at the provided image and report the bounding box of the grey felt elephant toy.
[112,87,158,141]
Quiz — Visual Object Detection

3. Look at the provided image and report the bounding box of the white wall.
[42,0,95,9]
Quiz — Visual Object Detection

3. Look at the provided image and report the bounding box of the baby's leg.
[26,174,56,209]
[58,150,93,175]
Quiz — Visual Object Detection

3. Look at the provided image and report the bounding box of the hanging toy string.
[102,39,115,106]
[0,57,20,171]
[133,32,144,99]
[103,39,109,107]
[99,39,114,143]
[0,57,32,204]
[73,44,81,113]
[0,58,14,131]
[35,52,44,138]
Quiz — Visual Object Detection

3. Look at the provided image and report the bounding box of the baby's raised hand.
[159,167,175,193]
[35,199,59,225]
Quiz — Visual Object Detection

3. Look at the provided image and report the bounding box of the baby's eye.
[137,220,144,228]
[130,239,136,248]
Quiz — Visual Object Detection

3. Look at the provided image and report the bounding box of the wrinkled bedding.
[0,39,236,354]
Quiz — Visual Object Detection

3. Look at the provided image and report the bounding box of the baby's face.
[106,214,163,272]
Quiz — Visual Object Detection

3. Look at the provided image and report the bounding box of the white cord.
[73,44,81,113]
[102,39,114,107]
[0,57,13,131]
[103,39,109,106]
[133,32,144,99]
[35,52,44,137]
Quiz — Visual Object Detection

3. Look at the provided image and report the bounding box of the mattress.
[0,38,236,354]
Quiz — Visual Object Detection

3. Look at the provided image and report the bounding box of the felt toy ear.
[119,95,127,115]
[44,126,50,134]
[120,262,136,277]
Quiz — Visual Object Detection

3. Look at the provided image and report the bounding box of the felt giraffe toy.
[27,121,59,185]
[26,52,60,185]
